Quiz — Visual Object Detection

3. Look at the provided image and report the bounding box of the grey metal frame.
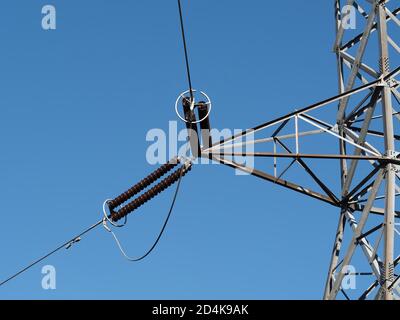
[200,0,400,300]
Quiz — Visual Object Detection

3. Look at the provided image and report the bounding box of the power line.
[0,220,103,287]
[0,161,192,287]
[0,1,197,290]
[177,0,194,102]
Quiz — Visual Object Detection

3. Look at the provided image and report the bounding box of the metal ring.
[175,89,212,124]
[102,199,127,228]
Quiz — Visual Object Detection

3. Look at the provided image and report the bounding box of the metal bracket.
[65,237,81,250]
[331,124,340,134]
[376,77,390,88]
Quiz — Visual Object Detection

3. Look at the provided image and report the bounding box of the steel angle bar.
[345,165,382,201]
[349,181,375,205]
[389,66,400,80]
[291,113,333,130]
[210,156,338,207]
[342,59,374,89]
[348,126,400,141]
[274,159,296,182]
[328,171,385,300]
[344,208,383,282]
[323,209,346,299]
[356,223,384,242]
[340,51,379,78]
[392,88,400,104]
[337,5,377,121]
[342,88,382,195]
[298,114,381,156]
[386,7,400,27]
[271,119,291,138]
[345,91,375,123]
[343,127,382,157]
[341,289,351,300]
[354,193,400,204]
[377,2,396,299]
[388,37,400,54]
[369,224,385,267]
[274,138,340,204]
[340,7,400,51]
[350,111,400,124]
[353,0,369,19]
[359,281,380,300]
[364,206,400,218]
[207,79,382,151]
[334,0,356,50]
[207,152,387,162]
[209,129,324,152]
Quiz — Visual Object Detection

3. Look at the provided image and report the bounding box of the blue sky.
[0,0,391,299]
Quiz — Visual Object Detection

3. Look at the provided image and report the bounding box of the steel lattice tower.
[195,0,400,300]
[325,0,400,300]
[1,0,398,300]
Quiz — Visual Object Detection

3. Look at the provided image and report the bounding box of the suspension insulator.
[111,163,192,222]
[182,97,201,158]
[197,101,212,150]
[107,157,180,210]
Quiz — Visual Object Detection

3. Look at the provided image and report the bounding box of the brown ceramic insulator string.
[108,157,180,210]
[111,163,192,222]
[106,161,191,262]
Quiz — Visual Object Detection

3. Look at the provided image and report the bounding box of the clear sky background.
[0,0,395,299]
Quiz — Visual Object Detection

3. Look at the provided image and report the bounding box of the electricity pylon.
[6,1,400,299]
[192,0,399,300]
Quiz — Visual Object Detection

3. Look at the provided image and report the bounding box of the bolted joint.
[331,124,340,134]
[385,150,398,159]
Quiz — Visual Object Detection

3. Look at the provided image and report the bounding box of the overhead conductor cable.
[0,158,192,286]
[0,0,197,287]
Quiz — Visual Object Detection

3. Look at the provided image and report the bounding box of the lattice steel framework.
[6,1,400,300]
[196,0,400,300]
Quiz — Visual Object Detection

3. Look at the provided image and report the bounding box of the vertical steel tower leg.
[324,0,348,300]
[377,2,396,300]
[324,0,399,300]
